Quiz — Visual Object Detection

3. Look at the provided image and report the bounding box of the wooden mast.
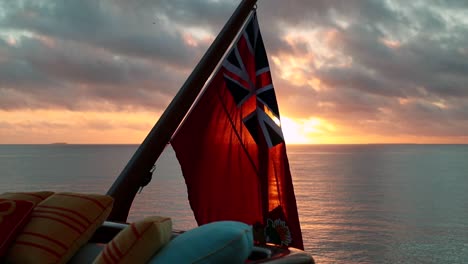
[107,0,258,222]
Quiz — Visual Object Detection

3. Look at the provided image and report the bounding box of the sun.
[280,117,314,144]
[280,116,336,144]
[280,117,309,144]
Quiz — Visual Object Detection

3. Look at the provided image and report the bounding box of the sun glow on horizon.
[0,109,158,144]
[281,116,335,144]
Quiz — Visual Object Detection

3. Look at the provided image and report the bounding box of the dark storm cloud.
[0,34,184,110]
[0,38,54,88]
[334,24,468,97]
[1,0,200,65]
[147,0,238,29]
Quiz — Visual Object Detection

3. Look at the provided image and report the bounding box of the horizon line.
[1,142,468,146]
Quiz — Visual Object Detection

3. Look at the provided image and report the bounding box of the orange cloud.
[0,110,159,144]
[380,38,401,49]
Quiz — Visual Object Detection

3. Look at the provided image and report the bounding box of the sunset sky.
[1,0,468,144]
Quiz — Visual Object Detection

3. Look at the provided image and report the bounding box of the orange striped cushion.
[94,216,172,264]
[6,192,113,264]
[0,191,54,206]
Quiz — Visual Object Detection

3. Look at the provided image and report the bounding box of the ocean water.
[1,144,467,263]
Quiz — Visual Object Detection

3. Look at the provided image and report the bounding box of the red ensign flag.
[171,12,304,249]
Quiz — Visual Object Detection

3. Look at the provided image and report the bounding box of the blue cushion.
[149,221,253,264]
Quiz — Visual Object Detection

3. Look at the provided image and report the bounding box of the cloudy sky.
[1,0,468,144]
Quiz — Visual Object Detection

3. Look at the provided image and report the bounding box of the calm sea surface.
[1,144,467,263]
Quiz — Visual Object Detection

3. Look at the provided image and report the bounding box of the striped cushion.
[6,192,113,264]
[94,216,172,264]
[0,191,54,206]
[0,199,35,258]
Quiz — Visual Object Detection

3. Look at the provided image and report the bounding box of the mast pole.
[107,0,258,222]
